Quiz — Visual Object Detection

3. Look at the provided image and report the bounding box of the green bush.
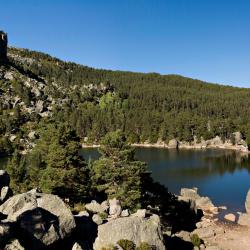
[117,239,135,250]
[136,242,152,250]
[191,234,201,247]
[99,211,108,220]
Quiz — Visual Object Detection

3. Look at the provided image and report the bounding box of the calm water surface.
[81,148,250,213]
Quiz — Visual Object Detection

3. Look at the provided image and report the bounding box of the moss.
[191,234,201,247]
[136,242,152,250]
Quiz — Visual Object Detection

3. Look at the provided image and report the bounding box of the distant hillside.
[1,46,250,155]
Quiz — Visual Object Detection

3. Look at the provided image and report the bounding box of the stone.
[180,188,200,200]
[121,209,129,217]
[35,100,44,113]
[245,189,250,213]
[238,213,250,226]
[85,200,105,214]
[72,242,83,250]
[195,197,217,213]
[193,247,199,250]
[75,210,89,217]
[131,209,146,218]
[100,200,109,212]
[224,213,236,222]
[92,214,103,225]
[168,139,179,149]
[4,239,24,250]
[93,214,165,250]
[0,190,75,247]
[28,131,36,140]
[175,230,191,242]
[0,186,13,203]
[0,170,10,190]
[191,226,215,238]
[109,198,122,218]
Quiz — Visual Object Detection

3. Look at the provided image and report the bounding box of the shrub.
[136,242,152,250]
[191,234,201,247]
[99,211,108,220]
[117,239,135,250]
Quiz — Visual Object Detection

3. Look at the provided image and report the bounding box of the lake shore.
[82,141,249,154]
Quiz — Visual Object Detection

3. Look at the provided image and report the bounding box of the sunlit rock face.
[0,31,8,64]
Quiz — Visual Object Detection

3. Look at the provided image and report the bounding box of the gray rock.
[238,213,250,226]
[72,242,83,250]
[191,226,215,238]
[35,100,44,113]
[92,214,103,225]
[100,200,109,212]
[93,214,165,250]
[180,188,200,200]
[175,230,191,242]
[109,198,122,218]
[168,139,179,149]
[121,209,129,217]
[245,189,250,213]
[0,186,13,203]
[85,200,105,214]
[131,209,146,218]
[75,210,89,217]
[195,197,217,213]
[0,170,10,189]
[0,190,75,247]
[4,239,24,250]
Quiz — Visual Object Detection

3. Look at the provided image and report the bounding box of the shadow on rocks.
[164,235,194,250]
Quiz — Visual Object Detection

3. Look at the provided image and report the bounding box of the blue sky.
[1,0,250,87]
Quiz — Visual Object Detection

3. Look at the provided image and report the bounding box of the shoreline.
[82,142,249,154]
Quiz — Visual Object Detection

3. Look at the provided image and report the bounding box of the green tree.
[91,130,146,209]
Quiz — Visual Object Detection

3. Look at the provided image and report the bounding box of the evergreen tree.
[91,130,146,209]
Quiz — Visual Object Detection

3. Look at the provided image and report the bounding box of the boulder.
[92,214,103,225]
[72,242,83,250]
[0,186,13,203]
[191,226,215,238]
[168,139,179,149]
[93,214,165,250]
[245,189,250,213]
[175,230,191,242]
[109,198,122,218]
[180,188,200,200]
[195,197,217,213]
[85,200,105,214]
[0,190,75,248]
[238,213,250,226]
[4,239,24,250]
[100,200,109,212]
[131,209,146,218]
[121,209,129,217]
[224,213,236,222]
[0,219,15,245]
[0,170,10,189]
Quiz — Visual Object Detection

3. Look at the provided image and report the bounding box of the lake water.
[81,148,250,213]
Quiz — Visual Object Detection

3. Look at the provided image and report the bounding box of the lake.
[81,148,250,213]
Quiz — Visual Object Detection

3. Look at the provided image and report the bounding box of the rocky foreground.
[1,170,250,250]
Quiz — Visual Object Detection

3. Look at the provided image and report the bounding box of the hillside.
[1,46,250,155]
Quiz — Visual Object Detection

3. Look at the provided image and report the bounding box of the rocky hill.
[1,31,250,157]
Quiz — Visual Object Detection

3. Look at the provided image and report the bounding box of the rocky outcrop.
[0,189,75,248]
[179,188,218,215]
[93,214,165,249]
